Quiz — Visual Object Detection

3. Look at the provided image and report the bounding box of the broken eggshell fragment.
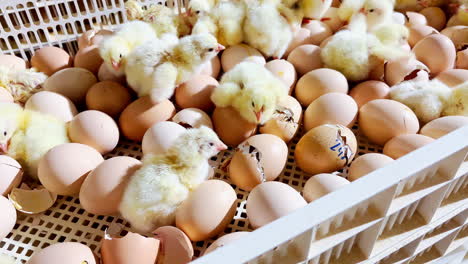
[259,96,302,142]
[385,56,430,86]
[153,226,194,264]
[8,185,57,214]
[172,108,213,129]
[0,155,23,196]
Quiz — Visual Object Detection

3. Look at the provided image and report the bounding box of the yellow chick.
[119,126,226,232]
[339,0,394,31]
[124,0,144,20]
[0,66,47,105]
[0,103,69,178]
[211,62,288,124]
[444,81,468,116]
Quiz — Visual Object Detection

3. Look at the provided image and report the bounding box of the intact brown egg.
[385,56,429,86]
[259,96,302,142]
[287,45,323,76]
[303,173,350,202]
[350,81,390,108]
[199,56,221,79]
[303,20,333,45]
[435,69,468,87]
[383,134,434,159]
[0,195,16,240]
[408,24,438,47]
[359,99,419,145]
[142,121,186,156]
[419,7,446,31]
[119,96,176,141]
[204,232,249,255]
[413,34,456,75]
[0,54,27,70]
[221,44,265,72]
[405,11,427,26]
[175,75,218,112]
[31,47,72,76]
[86,81,133,118]
[265,60,297,94]
[212,107,257,147]
[28,242,97,264]
[74,45,103,74]
[420,116,468,139]
[295,68,348,106]
[348,153,394,181]
[456,49,468,69]
[25,91,78,122]
[295,124,357,175]
[44,67,98,104]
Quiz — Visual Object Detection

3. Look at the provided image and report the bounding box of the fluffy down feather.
[0,66,47,104]
[339,0,393,31]
[444,82,468,116]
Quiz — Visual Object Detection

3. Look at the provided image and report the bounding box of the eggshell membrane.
[229,134,288,191]
[38,143,104,195]
[28,242,96,264]
[176,180,237,241]
[295,68,348,106]
[295,124,357,175]
[221,45,265,72]
[247,181,306,229]
[25,91,78,122]
[44,67,98,103]
[348,153,394,181]
[435,69,468,87]
[172,108,213,129]
[259,95,302,142]
[413,34,456,75]
[142,121,186,156]
[86,81,133,118]
[31,47,72,76]
[384,56,430,86]
[203,232,250,255]
[408,24,438,47]
[304,93,358,131]
[153,226,194,264]
[0,195,16,240]
[350,81,390,108]
[359,99,419,146]
[119,97,176,141]
[303,173,350,202]
[199,56,221,79]
[265,59,297,94]
[456,49,468,70]
[98,63,126,84]
[440,26,468,50]
[287,45,323,76]
[0,55,27,70]
[405,12,427,26]
[9,187,57,215]
[0,89,14,103]
[175,75,218,112]
[74,45,103,74]
[101,232,159,264]
[420,116,468,139]
[212,107,257,147]
[321,8,344,32]
[419,7,446,31]
[78,29,113,49]
[0,156,23,196]
[79,157,141,215]
[69,110,119,154]
[383,134,435,159]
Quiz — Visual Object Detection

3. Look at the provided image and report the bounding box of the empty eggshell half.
[0,155,23,196]
[153,226,194,264]
[142,121,187,156]
[203,232,250,255]
[8,186,57,214]
[44,67,98,103]
[384,56,430,86]
[420,116,468,139]
[383,134,435,159]
[172,108,213,129]
[25,91,78,122]
[101,230,160,264]
[31,46,72,76]
[348,153,394,181]
[303,174,350,202]
[0,55,27,70]
[0,195,16,240]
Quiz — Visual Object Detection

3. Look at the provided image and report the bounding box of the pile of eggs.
[1,3,468,263]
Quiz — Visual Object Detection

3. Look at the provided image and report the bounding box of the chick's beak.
[111,60,121,71]
[359,7,367,14]
[0,142,8,154]
[216,142,228,151]
[255,111,262,123]
[216,44,225,52]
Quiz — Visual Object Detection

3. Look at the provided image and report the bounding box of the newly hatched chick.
[0,103,69,178]
[119,126,227,232]
[0,67,47,104]
[338,0,394,31]
[279,0,332,26]
[211,62,288,124]
[444,82,468,116]
[125,0,144,20]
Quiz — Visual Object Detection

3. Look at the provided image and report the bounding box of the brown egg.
[221,44,265,72]
[304,93,357,131]
[440,26,468,50]
[348,153,394,181]
[350,81,390,108]
[295,124,357,175]
[119,97,176,141]
[176,180,237,241]
[0,156,23,196]
[419,7,446,31]
[265,60,297,94]
[44,67,98,103]
[38,143,104,195]
[200,56,221,79]
[303,173,350,202]
[385,56,429,86]
[142,121,186,156]
[31,47,72,76]
[368,57,386,81]
[456,49,468,69]
[359,99,419,146]
[212,107,257,147]
[78,29,113,49]
[204,232,250,255]
[383,134,434,159]
[295,68,348,106]
[74,45,102,75]
[101,231,159,264]
[0,55,27,70]
[98,63,126,84]
[287,45,323,76]
[285,28,315,56]
[0,89,13,103]
[28,242,97,264]
[321,7,344,32]
[302,20,333,45]
[229,134,288,191]
[408,24,438,47]
[413,34,456,75]
[79,157,141,215]
[247,181,306,229]
[0,195,16,240]
[405,11,427,26]
[153,226,194,264]
[259,96,302,142]
[172,108,213,129]
[25,91,78,122]
[175,75,218,112]
[69,110,119,154]
[420,116,468,139]
[435,69,468,87]
[86,81,132,118]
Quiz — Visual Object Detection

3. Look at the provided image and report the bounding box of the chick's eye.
[3,131,6,136]
[119,54,122,58]
[209,143,214,146]
[196,10,201,14]
[251,102,255,107]
[208,48,214,52]
[369,9,375,12]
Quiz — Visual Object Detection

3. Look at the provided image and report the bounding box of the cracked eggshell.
[259,96,302,142]
[350,81,390,108]
[142,121,186,156]
[101,231,160,264]
[221,45,265,72]
[153,226,194,264]
[456,49,468,69]
[420,116,468,139]
[78,29,113,49]
[9,187,57,214]
[408,24,438,47]
[436,69,468,87]
[265,60,297,94]
[27,242,96,264]
[25,91,78,122]
[383,134,434,159]
[172,108,213,129]
[175,75,218,112]
[203,232,250,255]
[44,67,98,104]
[0,155,23,196]
[441,26,468,51]
[295,124,357,175]
[31,47,72,76]
[303,173,350,202]
[385,56,430,86]
[229,134,288,191]
[413,34,456,75]
[348,153,394,181]
[0,195,16,240]
[212,107,257,147]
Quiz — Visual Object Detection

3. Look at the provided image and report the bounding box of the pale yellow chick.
[0,103,69,179]
[211,62,288,124]
[444,81,468,116]
[0,66,47,105]
[338,0,394,31]
[119,126,226,232]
